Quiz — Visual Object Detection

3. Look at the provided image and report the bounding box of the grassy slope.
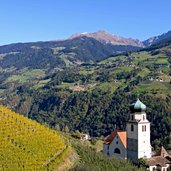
[0,106,71,171]
[69,138,144,171]
[6,69,45,84]
[134,81,171,94]
[1,45,170,97]
[99,47,170,95]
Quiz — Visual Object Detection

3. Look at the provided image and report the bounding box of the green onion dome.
[130,99,146,113]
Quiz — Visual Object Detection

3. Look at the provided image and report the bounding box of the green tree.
[64,125,69,133]
[54,124,60,131]
[138,158,147,168]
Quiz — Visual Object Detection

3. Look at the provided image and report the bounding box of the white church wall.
[138,122,151,159]
[134,113,143,120]
[147,166,156,171]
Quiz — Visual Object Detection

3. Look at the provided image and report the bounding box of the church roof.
[130,99,146,113]
[104,130,127,148]
[104,130,117,145]
[155,146,169,157]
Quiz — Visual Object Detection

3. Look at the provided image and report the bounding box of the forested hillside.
[0,37,170,150]
[0,36,140,70]
[0,106,71,170]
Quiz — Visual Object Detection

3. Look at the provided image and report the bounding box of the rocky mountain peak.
[69,30,144,47]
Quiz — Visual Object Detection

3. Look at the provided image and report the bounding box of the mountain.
[0,105,71,170]
[0,30,170,151]
[6,30,171,71]
[69,30,144,47]
[69,30,171,48]
[0,38,170,150]
[0,30,171,170]
[143,30,171,47]
[0,36,141,70]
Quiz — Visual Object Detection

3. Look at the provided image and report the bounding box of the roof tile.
[104,130,127,148]
[147,156,170,167]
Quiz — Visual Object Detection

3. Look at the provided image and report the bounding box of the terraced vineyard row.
[0,106,70,171]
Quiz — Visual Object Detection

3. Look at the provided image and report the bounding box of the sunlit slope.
[0,106,70,171]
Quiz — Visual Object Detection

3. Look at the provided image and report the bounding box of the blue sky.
[0,0,171,45]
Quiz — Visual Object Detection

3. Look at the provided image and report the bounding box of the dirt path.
[56,148,78,171]
[43,150,63,167]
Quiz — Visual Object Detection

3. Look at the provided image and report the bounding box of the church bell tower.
[126,99,151,163]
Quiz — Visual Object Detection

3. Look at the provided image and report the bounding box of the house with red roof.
[103,99,151,162]
[103,99,171,171]
[103,130,127,159]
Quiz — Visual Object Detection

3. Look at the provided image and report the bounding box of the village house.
[147,147,171,171]
[80,133,91,141]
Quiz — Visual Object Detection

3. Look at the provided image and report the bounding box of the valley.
[0,32,170,150]
[0,30,171,170]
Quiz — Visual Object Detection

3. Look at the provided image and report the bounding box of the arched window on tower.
[143,115,145,120]
[131,125,134,131]
[142,125,146,132]
[131,115,134,120]
[114,148,120,154]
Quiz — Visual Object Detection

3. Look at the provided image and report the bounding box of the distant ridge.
[0,29,171,69]
[1,29,171,49]
[0,35,141,69]
[143,30,171,47]
[69,30,144,47]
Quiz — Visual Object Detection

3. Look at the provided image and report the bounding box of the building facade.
[103,130,127,159]
[127,99,152,163]
[103,99,171,170]
[103,99,152,163]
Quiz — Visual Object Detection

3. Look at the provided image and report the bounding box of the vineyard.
[0,106,71,171]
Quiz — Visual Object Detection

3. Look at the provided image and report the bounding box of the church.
[103,99,171,171]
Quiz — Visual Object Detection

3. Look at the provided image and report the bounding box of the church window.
[142,125,146,132]
[143,115,145,120]
[114,148,120,154]
[131,115,134,120]
[116,141,118,144]
[131,125,134,131]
